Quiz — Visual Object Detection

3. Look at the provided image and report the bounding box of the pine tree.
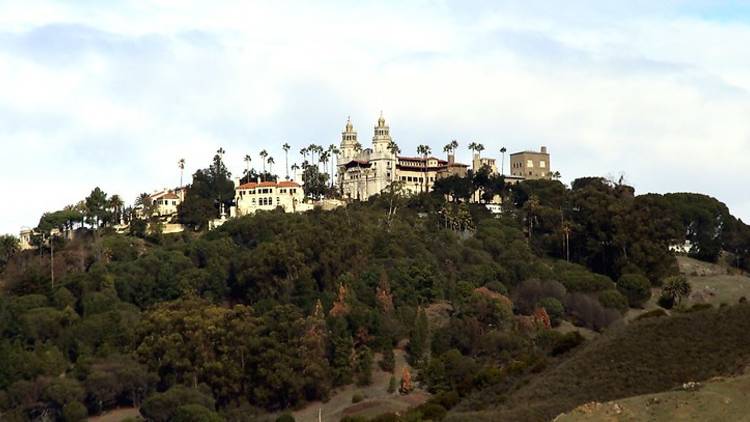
[409,307,429,365]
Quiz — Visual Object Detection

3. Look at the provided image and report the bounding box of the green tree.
[85,187,110,228]
[0,234,20,271]
[409,307,429,365]
[302,165,329,199]
[178,152,234,229]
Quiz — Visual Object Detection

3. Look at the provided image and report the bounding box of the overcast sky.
[1,0,750,235]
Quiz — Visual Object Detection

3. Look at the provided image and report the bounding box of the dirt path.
[87,407,140,422]
[292,348,429,422]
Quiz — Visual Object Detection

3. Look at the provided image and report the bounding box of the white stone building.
[232,180,312,216]
[336,114,469,200]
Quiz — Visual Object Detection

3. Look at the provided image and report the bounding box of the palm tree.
[387,141,400,183]
[178,158,185,187]
[328,144,340,186]
[244,154,252,180]
[525,195,540,245]
[282,143,291,180]
[500,147,507,175]
[561,221,572,262]
[416,145,432,192]
[308,144,319,166]
[387,140,400,156]
[291,162,300,180]
[260,149,268,173]
[662,276,692,305]
[314,145,324,170]
[267,156,275,175]
[300,147,308,164]
[319,151,330,187]
[552,171,562,180]
[354,142,362,153]
[217,147,225,158]
[108,195,124,225]
[468,142,477,155]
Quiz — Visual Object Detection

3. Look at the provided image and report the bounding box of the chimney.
[541,146,548,154]
[233,177,241,188]
[448,153,455,164]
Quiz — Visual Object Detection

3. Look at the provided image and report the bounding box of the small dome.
[345,116,353,131]
[377,111,386,127]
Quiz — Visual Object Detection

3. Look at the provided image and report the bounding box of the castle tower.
[339,116,358,160]
[372,111,393,154]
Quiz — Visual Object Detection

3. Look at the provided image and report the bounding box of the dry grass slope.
[555,372,750,422]
[447,304,750,422]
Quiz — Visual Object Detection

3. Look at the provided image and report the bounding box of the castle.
[336,114,551,200]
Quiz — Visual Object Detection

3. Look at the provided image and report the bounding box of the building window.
[527,160,534,168]
[540,161,546,168]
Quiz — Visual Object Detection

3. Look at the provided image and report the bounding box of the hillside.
[446,304,750,422]
[555,372,750,422]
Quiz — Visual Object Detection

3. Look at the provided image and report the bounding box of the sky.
[1,0,750,235]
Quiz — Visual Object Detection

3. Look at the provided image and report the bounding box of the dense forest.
[1,158,750,421]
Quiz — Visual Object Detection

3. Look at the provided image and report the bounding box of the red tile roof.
[150,190,180,200]
[397,155,448,164]
[237,180,300,190]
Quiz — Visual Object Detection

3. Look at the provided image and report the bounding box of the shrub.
[684,303,713,313]
[416,403,447,420]
[484,281,508,295]
[657,294,675,309]
[551,332,585,356]
[565,293,620,331]
[370,414,400,422]
[62,401,88,422]
[617,274,652,307]
[140,385,215,422]
[537,297,564,326]
[635,309,668,321]
[430,390,460,410]
[351,392,364,403]
[554,263,615,292]
[387,376,397,393]
[598,289,628,313]
[275,414,295,422]
[514,279,567,314]
[173,404,224,422]
[379,348,395,373]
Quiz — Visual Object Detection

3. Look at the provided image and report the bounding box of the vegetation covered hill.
[2,165,750,421]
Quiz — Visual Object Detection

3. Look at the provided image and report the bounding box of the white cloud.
[1,0,750,234]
